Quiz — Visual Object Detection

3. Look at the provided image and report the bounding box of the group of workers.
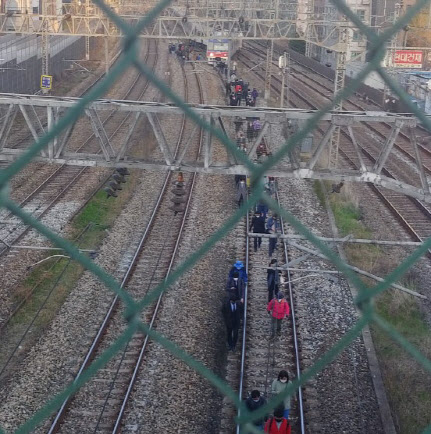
[249,199,280,257]
[169,41,204,63]
[221,257,293,432]
[228,75,259,107]
[221,259,289,344]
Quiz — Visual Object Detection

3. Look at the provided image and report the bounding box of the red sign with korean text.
[207,51,228,59]
[394,50,423,68]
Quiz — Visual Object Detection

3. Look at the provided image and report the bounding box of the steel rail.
[0,223,93,379]
[246,42,431,169]
[47,139,173,434]
[238,50,431,244]
[48,55,200,433]
[276,188,305,433]
[235,197,250,434]
[5,41,123,151]
[0,41,158,258]
[112,58,205,434]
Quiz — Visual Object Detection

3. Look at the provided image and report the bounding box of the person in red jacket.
[264,407,291,434]
[267,292,290,338]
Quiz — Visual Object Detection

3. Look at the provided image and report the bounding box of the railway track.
[47,55,205,434]
[0,39,164,376]
[216,127,304,432]
[238,188,305,433]
[247,42,431,180]
[0,40,159,258]
[237,46,431,246]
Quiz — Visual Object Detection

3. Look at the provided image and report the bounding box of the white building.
[308,0,371,68]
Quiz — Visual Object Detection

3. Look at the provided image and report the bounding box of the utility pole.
[105,37,110,75]
[41,0,53,94]
[328,25,348,168]
[305,0,315,57]
[86,0,91,60]
[383,3,401,107]
[264,39,274,103]
[279,51,290,108]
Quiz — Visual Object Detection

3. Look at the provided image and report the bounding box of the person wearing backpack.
[266,213,280,257]
[226,270,245,303]
[264,406,291,434]
[267,292,290,338]
[249,211,266,252]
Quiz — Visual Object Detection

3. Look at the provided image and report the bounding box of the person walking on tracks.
[237,178,247,207]
[252,88,259,104]
[230,92,238,106]
[267,259,280,302]
[221,294,242,351]
[267,292,290,338]
[266,213,280,257]
[256,198,269,219]
[264,406,291,434]
[226,270,245,303]
[245,390,267,429]
[271,370,294,419]
[229,260,248,283]
[250,210,265,252]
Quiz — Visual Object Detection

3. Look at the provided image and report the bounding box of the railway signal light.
[103,168,130,199]
[103,186,117,198]
[170,172,186,215]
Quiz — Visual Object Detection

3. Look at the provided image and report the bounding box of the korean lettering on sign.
[394,50,423,69]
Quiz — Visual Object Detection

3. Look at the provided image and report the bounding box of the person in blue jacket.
[228,260,248,283]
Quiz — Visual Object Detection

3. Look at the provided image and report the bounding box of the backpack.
[266,217,274,234]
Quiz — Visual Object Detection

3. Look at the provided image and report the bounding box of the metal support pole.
[328,26,348,168]
[227,39,231,83]
[264,39,274,103]
[85,0,90,60]
[305,0,314,57]
[280,51,290,108]
[279,51,289,108]
[105,37,109,75]
[383,4,400,106]
[41,0,50,94]
[280,68,286,108]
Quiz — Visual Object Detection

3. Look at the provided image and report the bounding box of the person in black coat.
[226,270,245,303]
[230,92,237,106]
[221,295,242,351]
[249,211,266,252]
[267,258,280,302]
[245,390,267,428]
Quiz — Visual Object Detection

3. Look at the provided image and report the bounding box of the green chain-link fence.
[1,0,431,432]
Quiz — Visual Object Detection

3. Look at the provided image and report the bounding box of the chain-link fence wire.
[0,0,431,431]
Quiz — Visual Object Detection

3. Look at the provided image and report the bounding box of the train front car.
[206,38,230,64]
